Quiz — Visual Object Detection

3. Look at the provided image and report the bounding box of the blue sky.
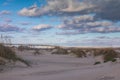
[0,0,120,47]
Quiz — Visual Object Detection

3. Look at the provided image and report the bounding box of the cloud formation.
[0,10,11,15]
[32,24,52,31]
[20,22,31,25]
[18,0,94,17]
[0,23,22,32]
[57,15,120,35]
[18,4,44,17]
[18,0,120,21]
[4,18,12,23]
[64,36,120,47]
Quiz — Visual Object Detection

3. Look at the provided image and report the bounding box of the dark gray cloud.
[91,0,120,21]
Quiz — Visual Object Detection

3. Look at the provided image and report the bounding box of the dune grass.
[93,48,120,64]
[102,49,119,62]
[52,46,69,55]
[0,44,30,66]
[70,48,86,58]
[68,47,120,64]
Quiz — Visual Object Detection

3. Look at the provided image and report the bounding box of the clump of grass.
[52,47,69,55]
[94,61,101,65]
[0,44,30,66]
[71,48,86,58]
[33,49,42,55]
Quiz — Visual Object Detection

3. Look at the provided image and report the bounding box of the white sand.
[0,50,120,80]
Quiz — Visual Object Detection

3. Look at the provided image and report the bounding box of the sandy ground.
[0,50,120,80]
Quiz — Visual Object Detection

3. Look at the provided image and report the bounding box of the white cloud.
[86,21,113,27]
[0,10,11,15]
[32,24,52,31]
[0,23,22,32]
[18,4,43,17]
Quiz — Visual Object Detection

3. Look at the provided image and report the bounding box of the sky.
[0,0,120,47]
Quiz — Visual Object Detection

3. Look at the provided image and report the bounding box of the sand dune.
[0,50,120,80]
